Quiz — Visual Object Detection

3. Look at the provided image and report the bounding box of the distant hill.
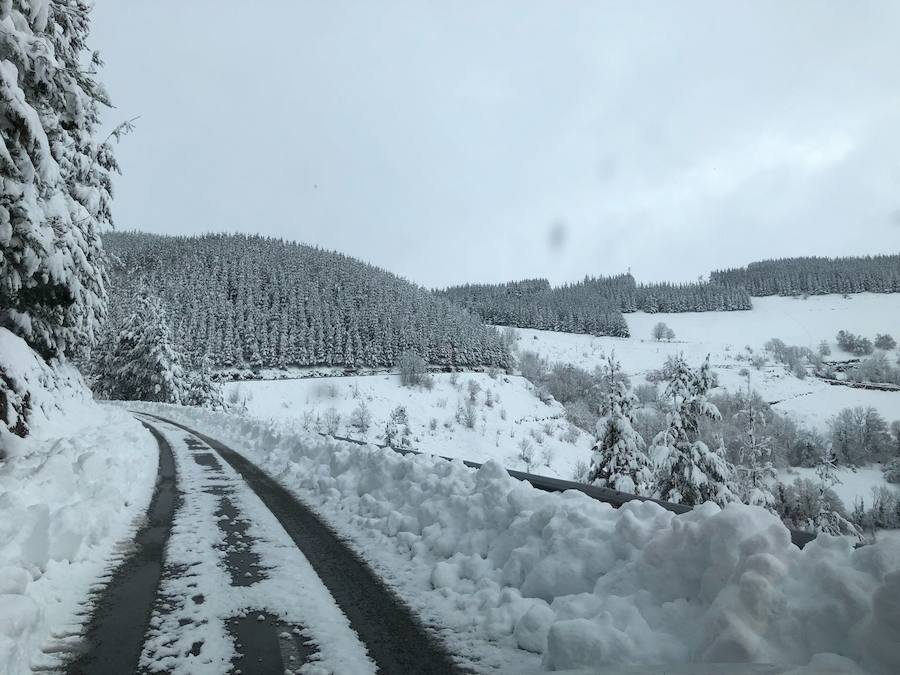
[102,232,510,370]
[437,275,751,337]
[711,254,900,296]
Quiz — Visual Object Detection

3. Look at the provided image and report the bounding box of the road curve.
[136,412,463,675]
[65,421,178,674]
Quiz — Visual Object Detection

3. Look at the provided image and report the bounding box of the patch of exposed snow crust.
[127,402,900,674]
[0,330,158,673]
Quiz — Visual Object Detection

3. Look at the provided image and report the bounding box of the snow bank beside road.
[129,402,900,674]
[0,330,158,673]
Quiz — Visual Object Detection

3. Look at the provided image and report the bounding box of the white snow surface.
[224,372,593,481]
[0,330,158,674]
[126,402,900,674]
[138,419,374,674]
[513,293,900,430]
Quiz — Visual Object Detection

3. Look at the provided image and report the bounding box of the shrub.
[652,322,673,341]
[633,383,658,406]
[836,330,874,356]
[461,400,477,429]
[847,353,900,385]
[518,350,549,384]
[774,478,849,532]
[564,399,597,432]
[750,354,768,370]
[829,407,892,465]
[467,379,481,402]
[518,438,536,472]
[323,407,341,436]
[571,459,590,482]
[883,458,900,484]
[818,340,831,357]
[540,445,555,467]
[874,333,897,350]
[399,350,428,387]
[349,400,372,435]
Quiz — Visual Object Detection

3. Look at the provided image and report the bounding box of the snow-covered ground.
[220,294,900,514]
[515,294,900,431]
[0,330,158,673]
[224,372,594,481]
[779,465,900,512]
[128,402,900,675]
[137,419,374,674]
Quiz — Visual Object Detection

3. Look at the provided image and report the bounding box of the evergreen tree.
[811,450,862,538]
[653,355,738,506]
[712,255,900,297]
[93,293,188,403]
[1,0,123,358]
[102,232,510,371]
[588,354,654,495]
[183,355,224,409]
[735,375,777,510]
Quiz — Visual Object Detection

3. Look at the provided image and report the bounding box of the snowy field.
[515,293,900,430]
[128,401,900,675]
[0,330,158,673]
[224,372,594,481]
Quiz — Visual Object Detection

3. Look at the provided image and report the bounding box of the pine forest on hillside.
[439,275,751,337]
[711,254,900,296]
[101,232,511,371]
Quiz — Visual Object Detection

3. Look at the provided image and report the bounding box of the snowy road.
[67,415,461,674]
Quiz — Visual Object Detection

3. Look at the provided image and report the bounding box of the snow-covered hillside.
[516,293,900,430]
[220,294,900,510]
[225,372,594,480]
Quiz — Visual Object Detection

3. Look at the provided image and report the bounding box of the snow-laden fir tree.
[652,355,738,506]
[93,293,188,403]
[588,354,654,495]
[1,0,123,358]
[183,355,224,409]
[811,450,862,538]
[735,375,777,510]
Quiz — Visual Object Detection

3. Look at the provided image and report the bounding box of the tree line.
[710,254,900,296]
[437,275,751,337]
[102,232,511,372]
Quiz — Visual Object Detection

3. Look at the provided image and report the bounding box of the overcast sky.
[91,1,900,288]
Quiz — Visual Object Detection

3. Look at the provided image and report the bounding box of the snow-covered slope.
[0,329,158,673]
[224,372,593,481]
[516,293,900,430]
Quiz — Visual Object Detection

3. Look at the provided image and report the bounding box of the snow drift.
[128,401,900,674]
[0,329,158,673]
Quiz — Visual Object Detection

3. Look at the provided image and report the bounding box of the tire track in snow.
[64,420,177,675]
[139,412,464,675]
[136,418,375,674]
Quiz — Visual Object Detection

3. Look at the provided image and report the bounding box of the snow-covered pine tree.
[1,0,123,358]
[183,355,224,409]
[735,375,777,510]
[93,293,188,403]
[652,355,738,506]
[588,354,654,495]
[810,450,861,538]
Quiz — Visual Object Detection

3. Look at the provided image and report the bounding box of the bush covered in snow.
[829,407,894,465]
[398,350,428,387]
[874,333,897,351]
[837,330,875,356]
